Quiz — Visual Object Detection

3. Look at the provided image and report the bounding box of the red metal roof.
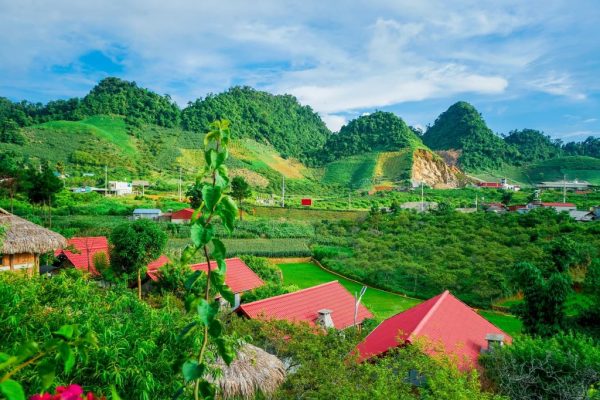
[171,208,194,220]
[239,281,373,330]
[478,182,502,188]
[147,254,170,271]
[541,202,576,207]
[147,257,264,294]
[355,290,511,368]
[55,236,109,275]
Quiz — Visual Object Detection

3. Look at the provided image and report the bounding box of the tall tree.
[511,262,571,336]
[230,176,251,221]
[109,219,167,299]
[25,161,63,227]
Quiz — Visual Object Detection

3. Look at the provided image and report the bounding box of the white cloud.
[321,114,347,132]
[529,72,586,100]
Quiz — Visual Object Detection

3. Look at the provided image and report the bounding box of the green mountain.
[320,111,425,163]
[2,77,596,192]
[422,101,515,171]
[181,86,330,164]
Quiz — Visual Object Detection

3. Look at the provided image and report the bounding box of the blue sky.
[0,0,598,141]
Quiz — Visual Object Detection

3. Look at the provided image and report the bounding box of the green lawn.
[279,262,419,319]
[279,262,522,335]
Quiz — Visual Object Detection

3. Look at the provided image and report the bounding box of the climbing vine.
[177,120,239,399]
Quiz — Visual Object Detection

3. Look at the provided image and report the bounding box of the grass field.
[278,262,522,335]
[322,153,378,189]
[278,262,420,319]
[374,149,413,183]
[251,206,366,220]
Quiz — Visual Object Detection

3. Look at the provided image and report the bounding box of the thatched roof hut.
[213,344,286,399]
[0,208,66,274]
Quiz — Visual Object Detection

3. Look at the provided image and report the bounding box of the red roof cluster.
[355,291,510,368]
[55,236,109,275]
[171,208,194,221]
[56,236,168,277]
[238,281,373,330]
[147,257,264,294]
[541,202,576,207]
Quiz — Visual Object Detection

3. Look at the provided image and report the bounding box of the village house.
[132,208,162,220]
[147,257,264,309]
[401,201,438,212]
[355,290,510,370]
[477,178,520,191]
[55,236,109,275]
[170,208,194,224]
[526,202,577,213]
[55,235,169,277]
[484,203,507,213]
[0,208,67,275]
[108,181,133,196]
[238,281,373,330]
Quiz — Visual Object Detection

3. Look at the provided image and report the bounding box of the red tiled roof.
[355,290,511,368]
[541,202,576,207]
[55,236,109,275]
[239,281,373,330]
[171,208,194,220]
[147,257,264,294]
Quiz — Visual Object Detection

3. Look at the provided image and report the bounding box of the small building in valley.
[239,281,373,330]
[0,208,67,275]
[132,208,162,220]
[171,208,194,224]
[537,180,590,190]
[355,290,510,369]
[108,181,133,196]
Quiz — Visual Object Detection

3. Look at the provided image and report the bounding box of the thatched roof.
[213,344,286,399]
[0,208,67,254]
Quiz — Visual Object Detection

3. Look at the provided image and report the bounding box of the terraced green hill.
[472,156,600,186]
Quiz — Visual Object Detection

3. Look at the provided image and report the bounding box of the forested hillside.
[319,111,424,163]
[422,101,515,170]
[1,77,598,189]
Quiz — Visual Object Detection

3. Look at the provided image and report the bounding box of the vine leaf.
[0,380,25,400]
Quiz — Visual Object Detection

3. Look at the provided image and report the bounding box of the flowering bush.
[30,385,103,400]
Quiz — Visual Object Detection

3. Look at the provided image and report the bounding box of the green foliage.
[227,318,505,400]
[109,219,167,298]
[481,333,600,400]
[423,101,515,170]
[320,111,424,163]
[239,256,282,284]
[230,176,251,220]
[0,323,96,399]
[314,209,599,307]
[181,86,330,163]
[510,262,571,336]
[563,136,600,158]
[24,162,63,206]
[322,153,378,189]
[0,271,194,399]
[176,119,240,400]
[503,129,563,164]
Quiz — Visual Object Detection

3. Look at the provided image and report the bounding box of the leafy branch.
[0,325,97,400]
[177,120,238,400]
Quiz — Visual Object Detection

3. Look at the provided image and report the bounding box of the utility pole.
[348,192,351,210]
[281,175,285,208]
[178,167,182,202]
[104,165,108,197]
[475,193,478,211]
[420,181,424,212]
[563,174,567,203]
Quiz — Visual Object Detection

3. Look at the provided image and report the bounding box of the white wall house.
[109,181,133,196]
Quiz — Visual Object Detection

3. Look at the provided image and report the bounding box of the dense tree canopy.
[319,111,424,163]
[181,86,330,163]
[422,102,516,170]
[503,129,563,164]
[563,136,600,158]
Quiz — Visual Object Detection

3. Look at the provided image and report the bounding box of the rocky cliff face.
[411,149,465,188]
